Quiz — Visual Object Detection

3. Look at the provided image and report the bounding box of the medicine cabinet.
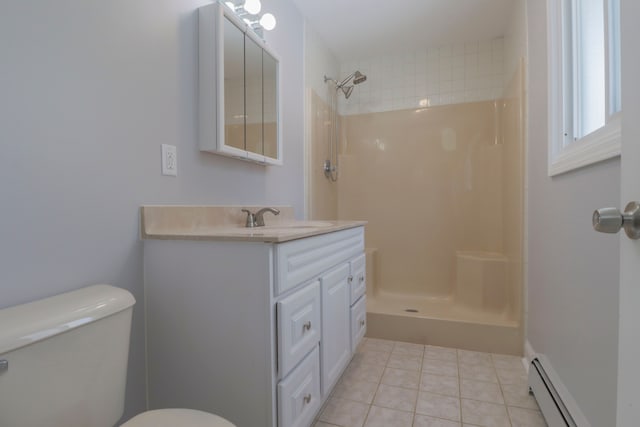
[198,2,282,165]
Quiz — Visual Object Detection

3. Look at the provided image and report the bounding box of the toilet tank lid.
[0,284,135,355]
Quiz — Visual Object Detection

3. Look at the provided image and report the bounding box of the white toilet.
[0,284,236,427]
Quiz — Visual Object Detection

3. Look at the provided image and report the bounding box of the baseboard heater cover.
[528,355,591,427]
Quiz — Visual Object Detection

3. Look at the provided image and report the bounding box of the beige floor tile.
[460,399,510,427]
[420,373,459,397]
[351,350,390,367]
[492,354,526,370]
[413,414,462,427]
[381,367,420,389]
[362,338,395,353]
[363,405,413,427]
[415,391,461,422]
[457,350,493,367]
[423,358,459,377]
[318,397,370,427]
[458,363,498,383]
[387,353,422,371]
[341,361,385,384]
[502,383,540,409]
[373,384,418,412]
[460,379,504,404]
[508,406,548,427]
[496,367,528,385]
[333,378,379,404]
[424,345,458,362]
[392,341,425,357]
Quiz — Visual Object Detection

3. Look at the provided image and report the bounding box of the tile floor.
[313,338,547,427]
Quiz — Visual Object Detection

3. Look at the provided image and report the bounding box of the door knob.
[593,201,640,239]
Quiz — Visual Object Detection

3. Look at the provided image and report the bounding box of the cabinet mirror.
[199,2,282,165]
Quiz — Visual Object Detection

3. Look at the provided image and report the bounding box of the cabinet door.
[320,263,351,395]
[349,253,366,304]
[351,295,367,353]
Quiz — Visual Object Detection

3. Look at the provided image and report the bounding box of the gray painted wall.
[526,2,620,425]
[0,0,303,422]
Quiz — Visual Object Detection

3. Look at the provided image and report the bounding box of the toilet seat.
[121,408,236,427]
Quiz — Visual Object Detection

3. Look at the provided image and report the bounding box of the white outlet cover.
[161,144,177,176]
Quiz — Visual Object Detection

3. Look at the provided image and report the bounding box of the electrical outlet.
[161,144,177,176]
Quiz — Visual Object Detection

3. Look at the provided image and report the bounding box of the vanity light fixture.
[224,0,276,37]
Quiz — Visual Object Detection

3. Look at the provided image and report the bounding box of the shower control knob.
[593,201,640,239]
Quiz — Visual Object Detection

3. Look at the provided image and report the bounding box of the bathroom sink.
[265,221,334,229]
[214,221,335,236]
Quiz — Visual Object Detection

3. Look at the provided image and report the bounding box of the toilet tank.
[0,285,136,427]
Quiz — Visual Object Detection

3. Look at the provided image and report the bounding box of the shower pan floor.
[366,293,522,355]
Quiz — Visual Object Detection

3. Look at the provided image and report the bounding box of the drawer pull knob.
[359,276,365,283]
[348,275,353,283]
[303,394,312,404]
[303,321,312,331]
[360,320,365,327]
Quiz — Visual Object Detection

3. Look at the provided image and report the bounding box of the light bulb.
[243,0,261,15]
[260,13,276,31]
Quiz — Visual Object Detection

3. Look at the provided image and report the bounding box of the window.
[548,0,621,176]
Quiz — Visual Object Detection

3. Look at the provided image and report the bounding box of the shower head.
[341,85,354,99]
[352,71,367,85]
[337,70,367,88]
[325,70,367,99]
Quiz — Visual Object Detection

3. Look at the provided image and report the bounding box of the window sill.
[548,117,621,176]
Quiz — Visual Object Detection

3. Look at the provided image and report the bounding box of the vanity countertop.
[141,205,366,243]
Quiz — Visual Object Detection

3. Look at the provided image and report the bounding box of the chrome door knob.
[593,201,640,239]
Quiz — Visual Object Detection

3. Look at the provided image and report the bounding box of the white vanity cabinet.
[144,226,365,427]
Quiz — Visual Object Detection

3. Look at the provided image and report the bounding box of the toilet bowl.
[0,284,236,427]
[122,408,236,427]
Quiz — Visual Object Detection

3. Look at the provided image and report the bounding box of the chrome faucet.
[241,207,280,227]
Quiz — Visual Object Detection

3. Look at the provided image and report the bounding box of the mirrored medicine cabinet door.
[198,2,282,165]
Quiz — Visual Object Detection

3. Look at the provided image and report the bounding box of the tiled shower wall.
[338,39,505,115]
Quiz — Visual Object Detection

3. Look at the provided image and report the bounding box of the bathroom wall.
[304,22,340,219]
[338,39,505,115]
[526,1,620,426]
[0,0,304,422]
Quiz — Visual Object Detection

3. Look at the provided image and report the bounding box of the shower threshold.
[366,294,522,355]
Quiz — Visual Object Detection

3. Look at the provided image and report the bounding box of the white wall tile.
[339,38,505,115]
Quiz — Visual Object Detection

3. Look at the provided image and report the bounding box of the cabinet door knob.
[359,275,365,283]
[348,275,353,283]
[360,319,365,327]
[303,321,312,331]
[303,393,312,404]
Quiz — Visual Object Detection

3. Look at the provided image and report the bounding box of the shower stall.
[307,54,525,355]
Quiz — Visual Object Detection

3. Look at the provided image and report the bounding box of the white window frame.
[547,0,621,176]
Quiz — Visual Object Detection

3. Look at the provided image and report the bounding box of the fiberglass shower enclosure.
[308,56,525,355]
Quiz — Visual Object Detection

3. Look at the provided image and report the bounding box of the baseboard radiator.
[528,355,590,427]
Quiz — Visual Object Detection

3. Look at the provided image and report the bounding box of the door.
[616,1,640,424]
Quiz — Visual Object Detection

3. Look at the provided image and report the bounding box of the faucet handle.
[241,209,257,228]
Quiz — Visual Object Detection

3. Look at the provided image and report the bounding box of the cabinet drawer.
[351,296,367,353]
[277,281,321,377]
[349,253,366,304]
[274,227,364,295]
[277,347,321,427]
